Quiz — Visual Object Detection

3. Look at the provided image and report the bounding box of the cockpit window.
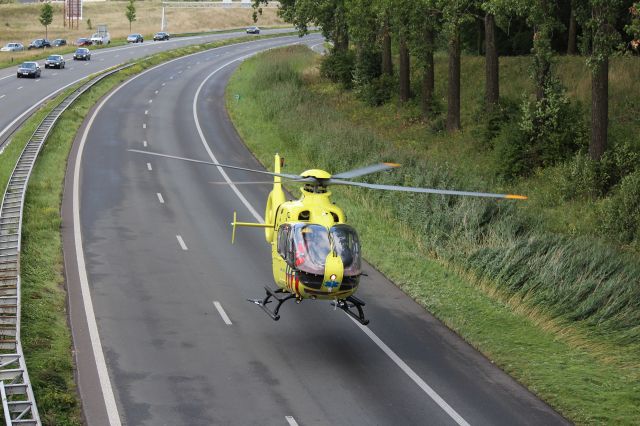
[286,223,361,276]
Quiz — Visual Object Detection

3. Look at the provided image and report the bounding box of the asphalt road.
[61,35,570,425]
[0,28,297,147]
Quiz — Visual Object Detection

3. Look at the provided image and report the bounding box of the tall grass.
[226,46,640,424]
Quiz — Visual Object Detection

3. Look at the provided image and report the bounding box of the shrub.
[598,170,640,247]
[355,74,395,106]
[320,49,355,89]
[494,78,588,179]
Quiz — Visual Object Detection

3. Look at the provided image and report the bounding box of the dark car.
[45,54,65,69]
[153,32,170,41]
[246,26,260,34]
[76,38,93,47]
[73,48,91,61]
[127,33,144,43]
[17,62,41,78]
[28,39,51,49]
[52,39,67,47]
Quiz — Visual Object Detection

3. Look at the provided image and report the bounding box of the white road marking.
[0,95,5,99]
[161,82,166,86]
[154,90,158,94]
[52,73,58,76]
[36,79,41,82]
[157,193,164,204]
[100,59,105,62]
[285,416,299,426]
[74,84,123,426]
[192,49,469,426]
[213,301,232,325]
[176,235,188,251]
[84,63,89,66]
[148,99,153,104]
[63,42,305,425]
[144,110,148,115]
[178,70,183,74]
[17,86,23,90]
[146,162,152,171]
[143,140,148,147]
[169,76,174,80]
[143,123,147,129]
[347,316,471,426]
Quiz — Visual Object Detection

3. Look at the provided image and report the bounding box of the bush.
[598,170,640,247]
[355,74,395,106]
[320,49,355,89]
[494,78,588,179]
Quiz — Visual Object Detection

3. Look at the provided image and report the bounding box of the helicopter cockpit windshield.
[286,224,361,276]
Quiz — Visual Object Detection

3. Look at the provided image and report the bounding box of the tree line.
[253,0,639,164]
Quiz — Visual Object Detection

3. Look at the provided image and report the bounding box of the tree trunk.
[477,18,484,55]
[399,33,410,103]
[382,15,392,76]
[590,50,609,161]
[447,31,461,131]
[421,28,435,116]
[485,13,499,108]
[567,7,577,55]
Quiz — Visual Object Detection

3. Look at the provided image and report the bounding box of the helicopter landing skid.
[334,295,370,326]
[247,287,296,321]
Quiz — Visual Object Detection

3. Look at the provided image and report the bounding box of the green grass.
[225,46,640,425]
[0,32,300,425]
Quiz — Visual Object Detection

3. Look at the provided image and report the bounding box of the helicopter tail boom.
[231,211,273,244]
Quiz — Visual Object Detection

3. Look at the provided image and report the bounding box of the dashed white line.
[17,86,23,90]
[36,79,41,82]
[143,123,147,129]
[156,192,164,204]
[213,301,232,325]
[176,235,188,251]
[84,63,89,66]
[146,162,152,171]
[169,76,174,80]
[0,95,5,99]
[161,82,166,87]
[144,110,148,115]
[52,73,58,76]
[285,416,299,426]
[148,99,153,104]
[154,90,158,94]
[143,140,148,147]
[178,70,183,74]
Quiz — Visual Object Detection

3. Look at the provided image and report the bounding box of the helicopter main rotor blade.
[128,149,305,180]
[209,179,306,185]
[328,179,528,200]
[332,162,401,179]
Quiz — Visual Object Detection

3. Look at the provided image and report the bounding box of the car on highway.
[73,48,91,61]
[52,39,67,47]
[90,32,111,45]
[76,38,93,46]
[16,61,41,78]
[127,33,144,43]
[44,54,65,69]
[246,26,260,34]
[1,42,24,52]
[153,31,170,41]
[28,39,51,49]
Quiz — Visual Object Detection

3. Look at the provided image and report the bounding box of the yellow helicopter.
[130,150,527,325]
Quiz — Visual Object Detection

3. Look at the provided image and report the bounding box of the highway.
[57,35,570,425]
[0,28,296,147]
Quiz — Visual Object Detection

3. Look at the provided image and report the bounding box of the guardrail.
[0,63,132,426]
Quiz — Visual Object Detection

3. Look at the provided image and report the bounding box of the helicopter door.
[277,224,290,260]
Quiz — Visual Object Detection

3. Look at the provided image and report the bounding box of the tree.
[440,0,478,131]
[125,0,136,32]
[484,10,499,106]
[39,2,53,40]
[582,0,622,160]
[567,0,578,54]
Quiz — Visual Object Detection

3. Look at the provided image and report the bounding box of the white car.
[1,43,25,52]
[90,32,111,45]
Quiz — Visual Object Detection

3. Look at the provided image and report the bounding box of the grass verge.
[4,31,300,425]
[224,46,640,425]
